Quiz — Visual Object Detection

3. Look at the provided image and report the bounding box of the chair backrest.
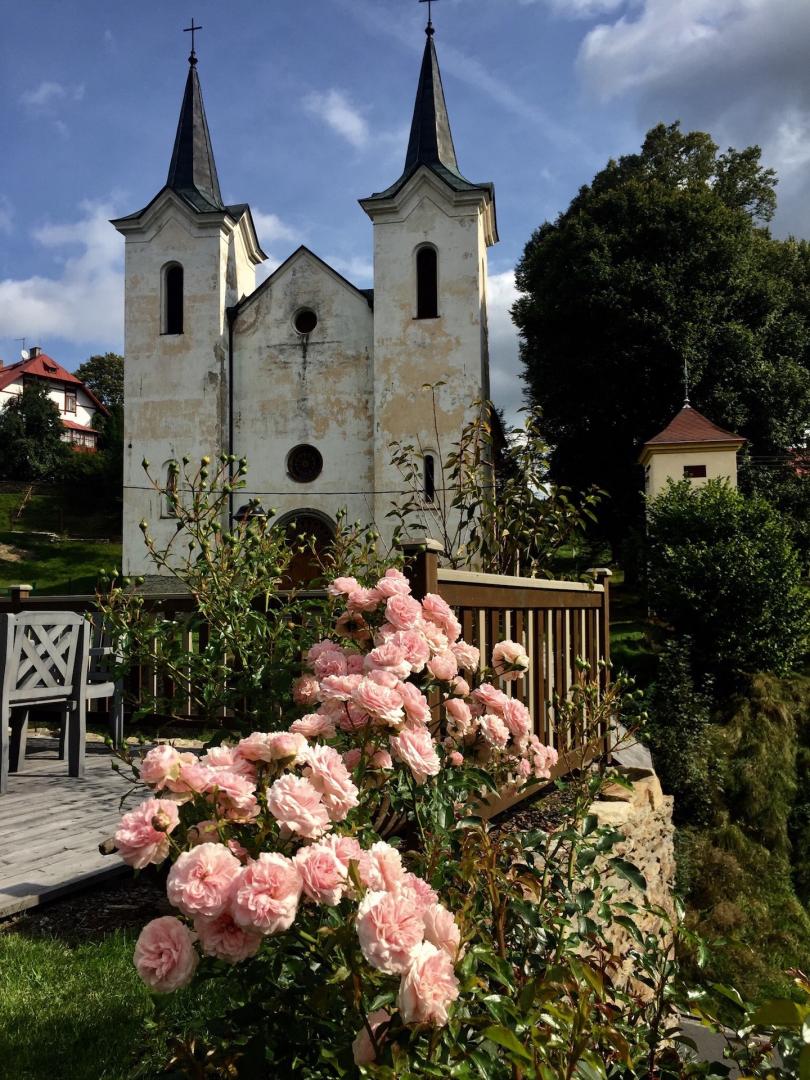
[0,612,89,706]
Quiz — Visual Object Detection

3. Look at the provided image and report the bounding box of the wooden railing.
[402,540,612,791]
[1,550,612,783]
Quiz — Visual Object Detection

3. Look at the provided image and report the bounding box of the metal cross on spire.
[183,18,203,65]
[683,357,691,406]
[419,0,439,36]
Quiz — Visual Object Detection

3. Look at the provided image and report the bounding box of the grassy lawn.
[0,488,121,595]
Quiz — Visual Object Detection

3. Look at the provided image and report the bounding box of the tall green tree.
[73,352,124,410]
[0,382,70,481]
[513,122,810,544]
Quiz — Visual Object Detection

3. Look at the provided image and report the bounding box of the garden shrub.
[646,479,809,683]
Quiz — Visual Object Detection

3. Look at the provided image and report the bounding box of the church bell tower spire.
[166,27,225,213]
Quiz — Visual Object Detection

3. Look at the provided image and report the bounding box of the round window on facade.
[287,443,323,483]
[293,308,318,335]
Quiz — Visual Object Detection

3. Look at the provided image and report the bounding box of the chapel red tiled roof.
[0,352,108,414]
[643,405,745,448]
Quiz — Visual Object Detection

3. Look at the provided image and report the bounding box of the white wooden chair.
[0,612,90,793]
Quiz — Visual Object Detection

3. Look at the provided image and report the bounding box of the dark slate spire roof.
[166,54,225,213]
[365,25,494,203]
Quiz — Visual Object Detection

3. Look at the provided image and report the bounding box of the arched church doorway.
[275,509,335,587]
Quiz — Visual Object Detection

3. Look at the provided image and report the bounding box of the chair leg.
[0,703,9,795]
[9,708,29,772]
[58,707,69,760]
[111,685,124,749]
[67,700,86,779]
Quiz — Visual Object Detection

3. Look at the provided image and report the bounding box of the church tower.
[360,14,498,536]
[112,43,265,575]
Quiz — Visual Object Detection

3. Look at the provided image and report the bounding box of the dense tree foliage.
[73,352,124,410]
[513,122,810,543]
[646,480,809,682]
[0,382,69,481]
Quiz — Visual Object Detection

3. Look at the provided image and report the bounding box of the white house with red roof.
[639,404,746,499]
[0,347,109,451]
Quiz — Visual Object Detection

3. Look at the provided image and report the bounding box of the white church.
[113,18,498,576]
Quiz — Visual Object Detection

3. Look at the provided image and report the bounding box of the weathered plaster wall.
[645,447,739,499]
[232,249,375,531]
[119,195,256,574]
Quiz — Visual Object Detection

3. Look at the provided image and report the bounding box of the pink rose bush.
[118,564,558,1064]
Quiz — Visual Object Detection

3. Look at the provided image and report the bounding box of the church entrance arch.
[275,509,335,587]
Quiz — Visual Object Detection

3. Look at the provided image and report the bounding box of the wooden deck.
[0,738,131,918]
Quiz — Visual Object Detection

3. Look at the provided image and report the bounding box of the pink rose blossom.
[293,674,321,706]
[368,668,400,690]
[444,697,472,736]
[327,576,359,598]
[166,843,242,919]
[398,681,432,726]
[188,819,220,846]
[290,712,336,739]
[387,629,431,673]
[374,567,411,599]
[450,676,471,697]
[267,774,331,838]
[194,911,262,964]
[530,741,558,780]
[423,903,461,958]
[400,873,439,913]
[517,758,532,780]
[115,798,180,869]
[227,838,249,862]
[313,649,348,680]
[345,652,366,674]
[385,594,423,631]
[356,890,425,974]
[420,620,449,653]
[371,749,393,770]
[448,751,464,767]
[480,713,511,750]
[426,650,458,683]
[352,1009,391,1066]
[353,677,405,727]
[473,682,509,714]
[398,941,460,1026]
[236,731,307,764]
[337,701,373,732]
[390,727,441,784]
[492,639,530,681]
[347,586,383,613]
[138,744,182,788]
[451,641,480,671]
[305,744,359,821]
[359,840,405,892]
[211,771,259,821]
[134,916,198,993]
[319,673,362,702]
[307,638,340,661]
[322,833,364,871]
[202,744,257,780]
[231,853,303,934]
[501,698,532,746]
[343,747,362,770]
[421,594,455,633]
[294,843,348,905]
[365,641,412,680]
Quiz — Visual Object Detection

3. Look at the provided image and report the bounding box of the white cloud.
[303,89,369,148]
[326,254,374,284]
[0,201,123,347]
[526,0,628,15]
[20,80,84,109]
[487,269,524,424]
[251,212,302,283]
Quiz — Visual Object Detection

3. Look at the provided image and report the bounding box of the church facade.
[112,22,498,576]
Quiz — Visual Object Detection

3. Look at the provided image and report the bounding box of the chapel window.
[424,453,436,503]
[416,246,438,319]
[683,464,707,479]
[163,263,184,335]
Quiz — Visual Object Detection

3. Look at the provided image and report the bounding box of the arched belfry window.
[416,246,438,319]
[162,263,184,335]
[424,453,436,503]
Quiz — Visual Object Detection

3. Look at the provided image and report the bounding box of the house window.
[64,389,77,414]
[684,464,707,479]
[162,263,184,335]
[416,246,438,319]
[424,453,436,502]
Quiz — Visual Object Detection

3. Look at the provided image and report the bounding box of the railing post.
[8,584,33,609]
[589,566,613,762]
[399,538,442,601]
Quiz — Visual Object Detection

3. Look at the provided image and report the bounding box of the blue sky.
[2,0,810,421]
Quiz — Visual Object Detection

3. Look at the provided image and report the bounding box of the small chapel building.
[112,19,497,576]
[639,403,746,499]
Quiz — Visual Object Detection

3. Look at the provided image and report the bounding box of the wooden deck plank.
[0,739,131,917]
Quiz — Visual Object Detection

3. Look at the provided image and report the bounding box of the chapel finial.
[183,17,203,66]
[683,357,691,408]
